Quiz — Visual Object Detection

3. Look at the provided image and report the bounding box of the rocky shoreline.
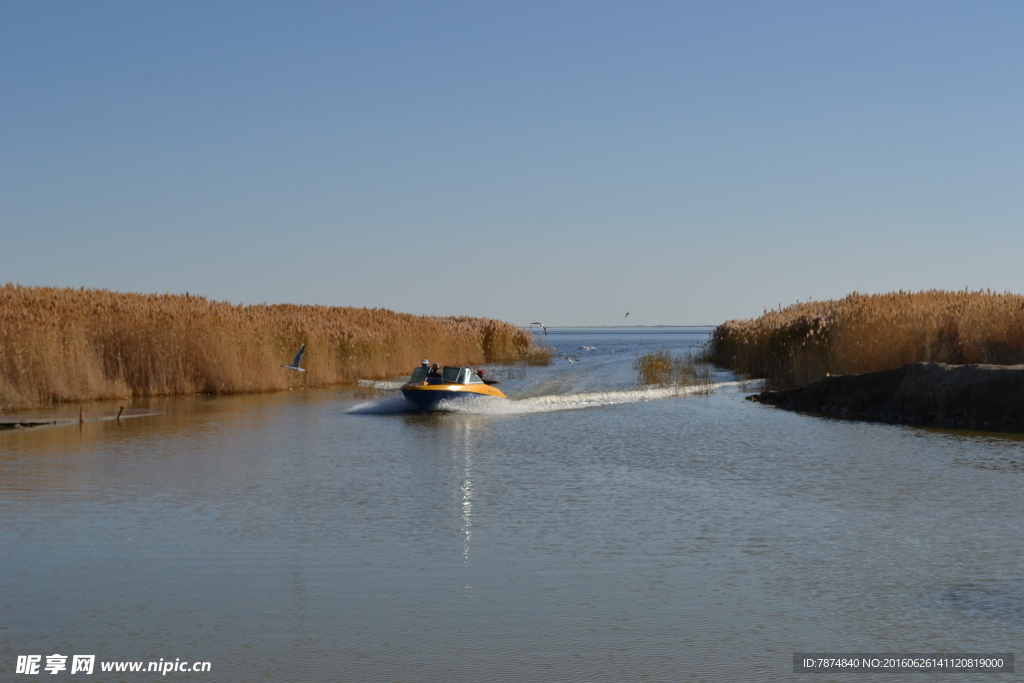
[749,362,1024,433]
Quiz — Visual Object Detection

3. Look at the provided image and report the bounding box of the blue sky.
[2,2,1022,326]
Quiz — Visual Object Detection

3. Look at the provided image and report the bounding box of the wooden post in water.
[79,406,85,424]
[117,406,124,422]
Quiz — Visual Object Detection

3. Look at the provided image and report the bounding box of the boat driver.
[427,363,442,378]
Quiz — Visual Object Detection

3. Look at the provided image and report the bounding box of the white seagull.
[281,343,307,372]
[529,322,548,335]
[563,356,580,363]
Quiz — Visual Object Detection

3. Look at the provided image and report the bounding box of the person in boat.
[427,363,442,378]
[476,369,499,386]
[409,361,432,383]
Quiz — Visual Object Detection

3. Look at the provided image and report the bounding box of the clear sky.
[2,2,1022,326]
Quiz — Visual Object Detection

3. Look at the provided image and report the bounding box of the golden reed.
[633,350,714,393]
[706,290,1024,387]
[0,285,545,410]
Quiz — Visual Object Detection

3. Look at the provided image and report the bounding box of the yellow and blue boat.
[401,366,506,412]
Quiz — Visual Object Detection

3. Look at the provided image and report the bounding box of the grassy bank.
[0,285,546,411]
[706,290,1024,387]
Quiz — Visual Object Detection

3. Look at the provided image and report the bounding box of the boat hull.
[400,383,506,412]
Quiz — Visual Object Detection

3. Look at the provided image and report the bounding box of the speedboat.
[400,366,506,412]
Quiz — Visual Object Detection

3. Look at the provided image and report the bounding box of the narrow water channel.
[3,328,1022,681]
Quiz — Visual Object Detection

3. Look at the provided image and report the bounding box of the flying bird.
[530,322,548,335]
[624,311,629,318]
[281,343,307,372]
[576,346,596,351]
[563,357,580,363]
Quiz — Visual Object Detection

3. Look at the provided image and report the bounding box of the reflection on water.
[457,423,475,565]
[3,328,1024,682]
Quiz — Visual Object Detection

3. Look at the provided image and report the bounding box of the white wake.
[346,381,755,416]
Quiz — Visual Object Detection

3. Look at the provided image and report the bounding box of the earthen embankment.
[750,362,1024,432]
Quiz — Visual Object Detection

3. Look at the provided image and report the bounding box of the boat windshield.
[439,367,485,384]
[408,367,428,383]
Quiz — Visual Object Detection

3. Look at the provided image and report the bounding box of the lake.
[3,327,1022,681]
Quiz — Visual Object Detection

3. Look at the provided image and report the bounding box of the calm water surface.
[3,328,1023,681]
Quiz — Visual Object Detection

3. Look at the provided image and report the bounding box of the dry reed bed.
[707,290,1024,387]
[0,285,545,411]
[634,350,715,393]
